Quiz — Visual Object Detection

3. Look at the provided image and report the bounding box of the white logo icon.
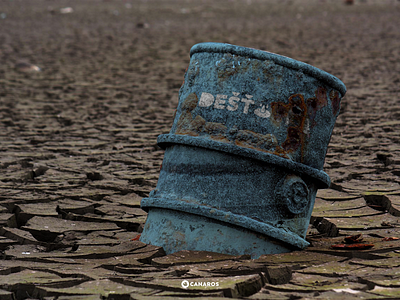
[181,280,189,289]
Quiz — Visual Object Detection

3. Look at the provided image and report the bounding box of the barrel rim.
[158,134,331,189]
[141,197,310,249]
[190,42,347,97]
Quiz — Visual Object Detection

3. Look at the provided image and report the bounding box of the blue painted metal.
[140,43,346,258]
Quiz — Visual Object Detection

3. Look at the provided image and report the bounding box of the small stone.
[86,172,103,181]
[15,62,41,72]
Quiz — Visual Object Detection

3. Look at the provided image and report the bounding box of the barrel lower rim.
[190,42,347,97]
[141,197,309,250]
[157,134,330,189]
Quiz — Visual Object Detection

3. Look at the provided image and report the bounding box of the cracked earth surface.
[1,0,400,299]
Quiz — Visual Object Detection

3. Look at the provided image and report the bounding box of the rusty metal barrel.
[140,43,346,258]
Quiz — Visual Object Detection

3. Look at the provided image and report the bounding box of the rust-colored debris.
[367,204,386,211]
[131,234,141,241]
[331,243,374,250]
[344,233,363,244]
[331,234,376,250]
[382,237,400,241]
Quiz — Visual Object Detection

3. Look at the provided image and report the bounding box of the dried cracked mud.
[1,0,400,299]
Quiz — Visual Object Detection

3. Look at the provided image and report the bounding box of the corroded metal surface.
[168,43,345,173]
[141,43,346,257]
[141,42,346,257]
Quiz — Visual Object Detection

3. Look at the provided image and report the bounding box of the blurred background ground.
[0,0,400,299]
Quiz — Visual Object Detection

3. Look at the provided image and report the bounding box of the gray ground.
[1,0,400,299]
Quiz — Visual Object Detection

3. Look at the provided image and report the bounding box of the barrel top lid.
[190,42,346,96]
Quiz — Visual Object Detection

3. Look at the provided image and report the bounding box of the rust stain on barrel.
[203,122,227,135]
[176,93,199,136]
[175,92,301,159]
[175,92,284,154]
[235,129,278,151]
[190,115,206,131]
[271,101,290,127]
[330,90,341,116]
[176,88,338,163]
[271,94,308,160]
[217,53,253,81]
[307,86,328,128]
[204,122,230,142]
[181,93,198,111]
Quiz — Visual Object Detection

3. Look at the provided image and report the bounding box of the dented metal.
[140,43,346,258]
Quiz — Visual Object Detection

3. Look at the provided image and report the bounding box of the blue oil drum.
[140,43,346,258]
